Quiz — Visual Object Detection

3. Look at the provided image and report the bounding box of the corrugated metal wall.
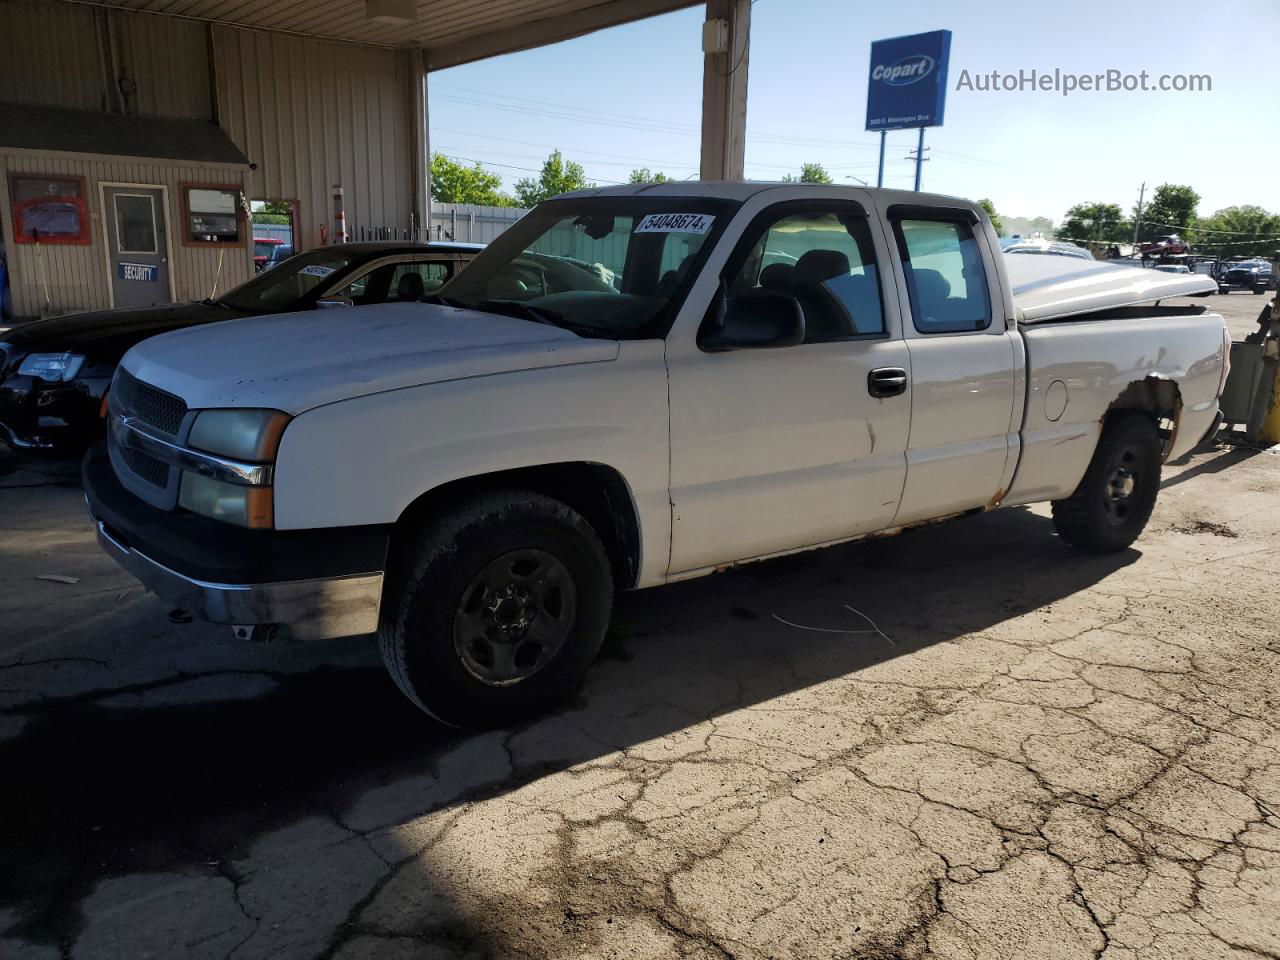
[0,0,212,117]
[1,153,250,317]
[0,2,418,318]
[114,12,212,119]
[0,0,106,110]
[213,26,416,252]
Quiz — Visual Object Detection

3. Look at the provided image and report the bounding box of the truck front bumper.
[83,442,388,640]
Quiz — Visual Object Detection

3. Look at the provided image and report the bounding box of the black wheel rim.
[1103,445,1141,525]
[452,548,577,687]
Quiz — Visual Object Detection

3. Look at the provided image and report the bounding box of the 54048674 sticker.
[634,213,715,235]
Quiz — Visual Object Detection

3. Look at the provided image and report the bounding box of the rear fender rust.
[1104,375,1183,459]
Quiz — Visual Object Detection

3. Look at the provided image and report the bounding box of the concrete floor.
[1,419,1278,959]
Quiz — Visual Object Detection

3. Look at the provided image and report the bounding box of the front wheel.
[379,490,613,727]
[1051,413,1162,553]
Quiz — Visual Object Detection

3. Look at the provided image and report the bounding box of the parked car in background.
[261,243,295,272]
[1139,234,1190,258]
[1004,239,1093,260]
[0,241,481,453]
[253,236,285,272]
[1217,259,1274,294]
[85,182,1228,725]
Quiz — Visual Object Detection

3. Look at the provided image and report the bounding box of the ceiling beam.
[424,0,699,71]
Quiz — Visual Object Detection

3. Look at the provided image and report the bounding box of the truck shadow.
[0,505,1135,949]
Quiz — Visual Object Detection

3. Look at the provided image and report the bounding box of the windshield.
[219,249,358,311]
[441,197,737,339]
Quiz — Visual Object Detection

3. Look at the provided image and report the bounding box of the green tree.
[514,150,591,207]
[1058,202,1127,243]
[628,167,671,184]
[1193,205,1280,258]
[255,200,293,217]
[781,162,833,184]
[1135,183,1199,242]
[976,198,1004,236]
[429,154,515,206]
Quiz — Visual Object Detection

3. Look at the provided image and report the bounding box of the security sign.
[865,30,951,131]
[117,262,158,282]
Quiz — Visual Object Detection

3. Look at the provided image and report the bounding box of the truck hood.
[1006,255,1215,322]
[121,303,620,414]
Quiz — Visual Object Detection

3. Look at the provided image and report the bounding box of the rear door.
[104,186,171,308]
[882,204,1019,524]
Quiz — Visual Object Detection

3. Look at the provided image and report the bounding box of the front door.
[104,186,170,308]
[667,199,912,574]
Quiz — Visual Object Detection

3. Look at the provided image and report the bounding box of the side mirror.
[316,297,352,310]
[701,291,805,351]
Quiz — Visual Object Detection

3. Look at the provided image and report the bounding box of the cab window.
[330,259,452,304]
[727,208,885,342]
[894,218,991,334]
[387,261,451,300]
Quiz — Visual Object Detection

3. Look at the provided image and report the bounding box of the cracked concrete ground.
[1,429,1278,960]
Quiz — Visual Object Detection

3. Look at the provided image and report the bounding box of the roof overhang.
[60,0,700,68]
[0,102,250,166]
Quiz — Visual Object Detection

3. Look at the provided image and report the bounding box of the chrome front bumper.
[95,520,383,640]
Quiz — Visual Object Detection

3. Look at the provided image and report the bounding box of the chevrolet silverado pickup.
[84,183,1229,726]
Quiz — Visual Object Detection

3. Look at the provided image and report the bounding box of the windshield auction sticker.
[299,265,336,278]
[635,213,715,234]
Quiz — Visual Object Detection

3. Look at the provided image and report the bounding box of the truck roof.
[556,180,968,206]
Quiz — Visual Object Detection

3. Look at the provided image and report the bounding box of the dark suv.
[1218,260,1275,295]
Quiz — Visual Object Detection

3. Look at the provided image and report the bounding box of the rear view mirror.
[701,291,805,351]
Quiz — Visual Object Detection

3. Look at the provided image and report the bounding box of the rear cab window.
[891,213,991,334]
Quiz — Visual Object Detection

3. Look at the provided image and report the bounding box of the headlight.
[187,408,290,462]
[179,473,274,529]
[180,408,289,529]
[18,352,85,382]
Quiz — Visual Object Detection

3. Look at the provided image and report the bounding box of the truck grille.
[121,445,170,488]
[113,368,187,436]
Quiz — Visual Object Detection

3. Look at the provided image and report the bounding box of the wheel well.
[1105,376,1183,456]
[391,463,643,588]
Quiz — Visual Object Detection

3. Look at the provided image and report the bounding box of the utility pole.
[906,130,929,192]
[1131,181,1146,246]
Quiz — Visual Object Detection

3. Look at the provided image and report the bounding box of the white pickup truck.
[84,183,1228,726]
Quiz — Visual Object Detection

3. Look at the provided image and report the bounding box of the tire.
[379,490,613,728]
[1051,413,1162,553]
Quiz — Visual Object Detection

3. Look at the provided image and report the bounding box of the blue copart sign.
[865,30,951,131]
[117,262,158,282]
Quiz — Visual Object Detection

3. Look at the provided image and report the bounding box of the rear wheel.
[1051,414,1162,553]
[379,490,613,727]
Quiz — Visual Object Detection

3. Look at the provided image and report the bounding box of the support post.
[1131,181,1146,247]
[876,130,886,188]
[331,185,346,244]
[411,50,431,241]
[699,0,751,181]
[913,127,925,192]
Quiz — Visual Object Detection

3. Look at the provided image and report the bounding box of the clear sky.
[428,0,1278,225]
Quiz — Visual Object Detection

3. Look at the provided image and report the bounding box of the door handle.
[868,367,908,398]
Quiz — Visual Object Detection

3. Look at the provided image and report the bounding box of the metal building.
[0,0,751,320]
